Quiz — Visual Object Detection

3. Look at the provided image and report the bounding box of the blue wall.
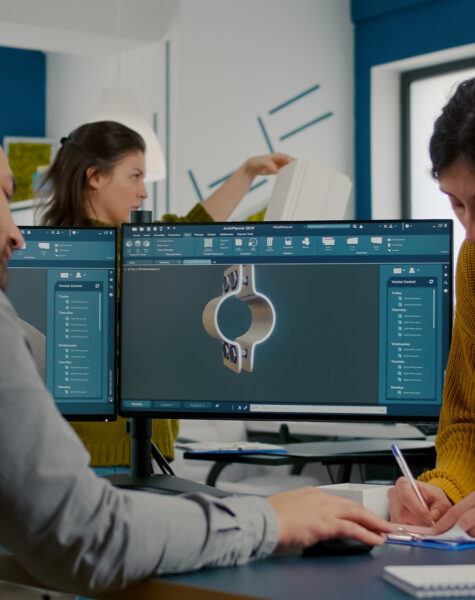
[352,0,475,218]
[0,46,46,147]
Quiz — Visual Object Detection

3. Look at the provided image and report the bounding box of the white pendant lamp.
[91,85,166,182]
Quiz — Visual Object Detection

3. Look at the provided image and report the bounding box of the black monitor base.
[106,472,232,497]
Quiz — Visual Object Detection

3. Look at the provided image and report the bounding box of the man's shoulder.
[0,289,17,318]
[0,291,29,351]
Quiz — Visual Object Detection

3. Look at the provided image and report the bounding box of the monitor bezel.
[11,225,118,422]
[118,219,453,423]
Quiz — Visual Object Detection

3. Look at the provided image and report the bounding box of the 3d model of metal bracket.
[202,264,276,373]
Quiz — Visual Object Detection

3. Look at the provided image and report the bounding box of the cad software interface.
[120,220,452,420]
[7,227,116,419]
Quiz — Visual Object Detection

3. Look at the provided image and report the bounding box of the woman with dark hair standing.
[388,77,475,535]
[37,120,291,472]
[39,120,291,227]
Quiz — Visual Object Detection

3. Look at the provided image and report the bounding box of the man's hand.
[243,153,293,177]
[432,491,475,536]
[268,487,392,553]
[388,477,452,526]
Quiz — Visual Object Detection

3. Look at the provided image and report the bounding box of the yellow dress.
[419,241,475,502]
[71,203,213,465]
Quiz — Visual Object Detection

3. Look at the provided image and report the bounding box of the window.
[401,58,475,267]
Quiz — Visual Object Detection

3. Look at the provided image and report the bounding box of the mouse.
[302,537,374,557]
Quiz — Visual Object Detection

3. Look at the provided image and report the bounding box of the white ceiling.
[0,0,179,55]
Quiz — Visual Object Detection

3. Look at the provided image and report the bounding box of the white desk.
[246,421,426,440]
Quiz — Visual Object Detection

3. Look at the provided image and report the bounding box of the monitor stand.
[105,417,232,498]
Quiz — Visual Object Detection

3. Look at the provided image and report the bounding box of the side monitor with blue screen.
[6,227,117,420]
[119,220,452,422]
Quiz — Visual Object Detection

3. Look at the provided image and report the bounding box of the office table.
[156,544,475,600]
[2,544,474,599]
[184,438,436,486]
[245,420,427,440]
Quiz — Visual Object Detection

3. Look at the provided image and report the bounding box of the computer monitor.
[119,220,452,423]
[6,226,117,420]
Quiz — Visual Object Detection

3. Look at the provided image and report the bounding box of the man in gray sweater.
[0,146,391,597]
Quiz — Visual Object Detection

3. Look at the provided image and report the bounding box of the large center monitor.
[6,226,117,420]
[119,220,452,422]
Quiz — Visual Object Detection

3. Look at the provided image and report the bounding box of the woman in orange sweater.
[37,120,291,471]
[388,77,475,534]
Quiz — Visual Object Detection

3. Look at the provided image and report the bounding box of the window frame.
[400,56,475,218]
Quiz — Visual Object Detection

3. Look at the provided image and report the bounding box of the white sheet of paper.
[393,524,475,542]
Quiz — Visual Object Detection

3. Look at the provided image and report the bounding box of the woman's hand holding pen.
[388,477,452,526]
[432,491,475,537]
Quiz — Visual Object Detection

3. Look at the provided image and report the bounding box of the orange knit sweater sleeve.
[418,241,475,502]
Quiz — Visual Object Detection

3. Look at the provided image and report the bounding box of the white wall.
[44,0,354,220]
[170,0,354,218]
[45,43,166,216]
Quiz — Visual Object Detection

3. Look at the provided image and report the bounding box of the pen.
[391,444,435,526]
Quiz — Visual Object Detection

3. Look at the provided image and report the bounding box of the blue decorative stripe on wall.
[152,112,158,219]
[0,46,45,147]
[165,40,171,214]
[249,179,268,192]
[257,116,274,153]
[187,169,203,202]
[209,172,232,189]
[279,112,333,141]
[352,0,475,219]
[268,84,321,114]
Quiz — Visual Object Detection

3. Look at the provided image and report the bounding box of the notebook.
[383,565,475,598]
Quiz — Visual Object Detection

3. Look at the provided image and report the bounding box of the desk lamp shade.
[91,86,166,182]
